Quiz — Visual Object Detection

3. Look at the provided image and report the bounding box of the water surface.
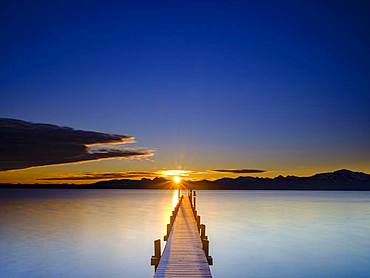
[1,189,369,277]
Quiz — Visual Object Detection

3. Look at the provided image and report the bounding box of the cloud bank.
[38,171,160,181]
[0,118,153,171]
[39,168,267,181]
[212,169,266,174]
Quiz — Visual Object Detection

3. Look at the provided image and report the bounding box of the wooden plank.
[154,197,212,278]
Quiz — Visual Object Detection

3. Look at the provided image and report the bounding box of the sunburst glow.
[173,176,182,184]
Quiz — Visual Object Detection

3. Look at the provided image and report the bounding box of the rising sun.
[173,176,182,184]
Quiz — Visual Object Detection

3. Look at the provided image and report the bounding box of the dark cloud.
[38,171,160,181]
[212,169,266,174]
[0,118,153,171]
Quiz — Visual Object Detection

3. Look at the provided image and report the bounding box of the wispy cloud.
[212,169,266,174]
[0,118,154,171]
[38,171,160,181]
[39,169,207,181]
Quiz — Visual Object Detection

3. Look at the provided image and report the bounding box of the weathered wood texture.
[154,197,212,278]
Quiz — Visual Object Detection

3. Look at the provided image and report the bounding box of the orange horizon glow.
[1,163,370,184]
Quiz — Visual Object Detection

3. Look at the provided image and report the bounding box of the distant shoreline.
[1,169,370,191]
[1,186,370,191]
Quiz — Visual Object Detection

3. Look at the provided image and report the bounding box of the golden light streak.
[160,169,190,177]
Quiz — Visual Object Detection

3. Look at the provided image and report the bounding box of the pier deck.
[154,196,212,278]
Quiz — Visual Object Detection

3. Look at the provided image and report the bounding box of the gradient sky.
[1,1,369,183]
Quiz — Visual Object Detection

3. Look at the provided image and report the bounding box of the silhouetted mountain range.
[1,169,370,190]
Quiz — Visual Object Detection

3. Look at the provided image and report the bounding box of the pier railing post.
[202,239,209,256]
[151,239,161,270]
[197,215,201,230]
[200,224,206,239]
[202,238,213,265]
[155,239,161,258]
[164,224,171,241]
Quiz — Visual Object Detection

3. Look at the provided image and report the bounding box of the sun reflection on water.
[171,189,179,209]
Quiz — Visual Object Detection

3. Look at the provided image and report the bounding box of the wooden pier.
[151,190,213,277]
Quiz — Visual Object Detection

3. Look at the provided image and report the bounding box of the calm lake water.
[0,189,370,278]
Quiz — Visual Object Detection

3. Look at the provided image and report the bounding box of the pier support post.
[197,215,201,230]
[200,224,206,239]
[155,239,161,258]
[202,239,209,256]
[151,239,161,270]
[164,224,171,241]
[202,239,213,265]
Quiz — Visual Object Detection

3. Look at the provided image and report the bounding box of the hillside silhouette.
[1,169,370,190]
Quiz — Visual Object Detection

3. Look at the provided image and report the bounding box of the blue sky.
[1,1,369,182]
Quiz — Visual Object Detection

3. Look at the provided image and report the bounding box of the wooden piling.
[202,238,213,265]
[164,224,171,241]
[151,239,161,270]
[197,215,201,229]
[200,224,206,239]
[155,239,161,257]
[202,239,209,256]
